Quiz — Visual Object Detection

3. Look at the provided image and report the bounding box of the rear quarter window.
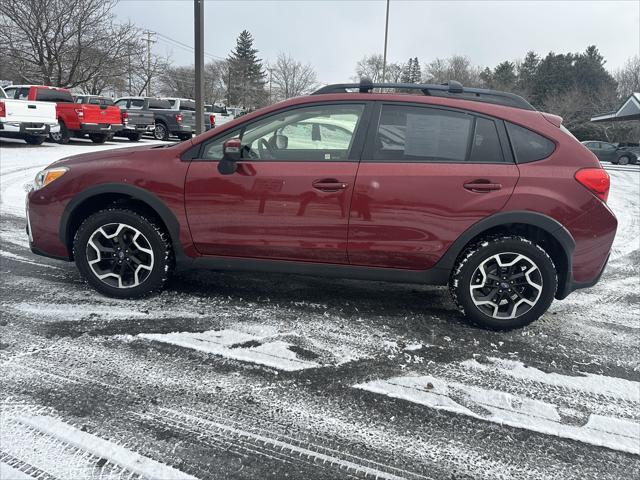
[506,122,555,163]
[35,88,74,103]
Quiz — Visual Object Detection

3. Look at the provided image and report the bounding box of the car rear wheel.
[154,122,168,141]
[617,155,630,166]
[73,209,173,298]
[49,122,70,144]
[450,236,557,330]
[25,135,45,145]
[89,133,108,144]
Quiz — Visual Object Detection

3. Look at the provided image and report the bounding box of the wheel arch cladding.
[436,211,574,300]
[60,184,184,261]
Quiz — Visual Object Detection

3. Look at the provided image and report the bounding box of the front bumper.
[79,123,124,133]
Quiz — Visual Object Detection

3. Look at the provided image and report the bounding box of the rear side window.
[130,99,144,109]
[506,122,555,163]
[35,88,74,103]
[374,105,472,162]
[469,117,504,163]
[148,99,171,109]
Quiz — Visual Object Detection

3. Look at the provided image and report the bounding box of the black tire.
[617,155,631,166]
[89,133,108,144]
[73,208,173,298]
[154,122,169,141]
[449,235,557,330]
[127,132,141,142]
[178,133,192,141]
[49,122,70,144]
[25,135,46,145]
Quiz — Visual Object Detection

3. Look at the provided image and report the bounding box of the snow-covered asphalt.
[1,137,639,479]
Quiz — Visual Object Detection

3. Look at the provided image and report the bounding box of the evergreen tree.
[409,57,421,83]
[400,58,413,83]
[227,30,267,108]
[492,61,517,89]
[517,51,540,95]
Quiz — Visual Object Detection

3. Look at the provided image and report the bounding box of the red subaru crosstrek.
[26,80,616,329]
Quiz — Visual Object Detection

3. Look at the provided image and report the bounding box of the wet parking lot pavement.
[1,139,639,479]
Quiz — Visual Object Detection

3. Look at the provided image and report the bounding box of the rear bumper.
[123,124,155,132]
[171,125,193,134]
[556,201,617,299]
[79,123,123,133]
[0,121,57,135]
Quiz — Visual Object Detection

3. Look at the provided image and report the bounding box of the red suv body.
[26,81,617,329]
[3,85,123,144]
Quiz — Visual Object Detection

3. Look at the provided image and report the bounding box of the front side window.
[506,122,555,163]
[200,104,364,161]
[374,105,473,162]
[129,99,144,109]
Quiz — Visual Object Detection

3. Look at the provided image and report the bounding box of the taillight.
[575,168,610,202]
[74,108,84,119]
[209,114,216,126]
[175,114,183,123]
[122,111,129,123]
[0,101,5,118]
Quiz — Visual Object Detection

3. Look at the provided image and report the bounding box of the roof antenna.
[359,77,373,93]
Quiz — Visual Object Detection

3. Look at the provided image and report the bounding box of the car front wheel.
[450,236,557,330]
[73,209,173,298]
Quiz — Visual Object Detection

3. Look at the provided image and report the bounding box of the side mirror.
[223,138,242,161]
[218,138,242,175]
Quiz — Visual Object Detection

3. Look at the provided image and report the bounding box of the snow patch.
[15,414,198,479]
[355,374,640,455]
[139,329,321,371]
[463,357,640,402]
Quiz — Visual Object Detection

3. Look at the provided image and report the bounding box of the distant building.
[591,93,640,123]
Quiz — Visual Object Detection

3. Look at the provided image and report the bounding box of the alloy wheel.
[469,252,543,320]
[86,223,154,289]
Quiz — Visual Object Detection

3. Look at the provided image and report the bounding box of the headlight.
[34,167,68,190]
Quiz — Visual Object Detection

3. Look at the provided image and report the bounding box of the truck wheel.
[89,133,108,144]
[73,208,173,298]
[25,135,46,145]
[49,122,70,144]
[127,132,141,142]
[154,122,168,141]
[449,235,557,330]
[178,133,192,141]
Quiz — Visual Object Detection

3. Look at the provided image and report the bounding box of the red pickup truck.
[3,85,123,144]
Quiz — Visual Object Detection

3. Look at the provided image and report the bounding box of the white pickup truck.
[0,86,59,145]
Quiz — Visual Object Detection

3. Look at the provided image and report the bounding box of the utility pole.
[194,0,204,134]
[381,0,390,83]
[143,30,156,96]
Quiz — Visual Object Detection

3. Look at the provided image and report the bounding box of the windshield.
[0,87,6,99]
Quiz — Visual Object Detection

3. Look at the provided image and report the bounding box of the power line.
[155,32,226,61]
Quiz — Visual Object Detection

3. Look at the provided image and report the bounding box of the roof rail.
[312,78,535,111]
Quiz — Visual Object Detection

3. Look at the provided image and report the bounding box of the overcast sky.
[117,0,639,84]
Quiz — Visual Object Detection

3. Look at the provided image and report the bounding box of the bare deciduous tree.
[615,55,640,98]
[424,55,484,87]
[0,0,139,89]
[270,53,317,101]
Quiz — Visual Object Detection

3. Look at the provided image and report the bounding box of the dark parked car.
[112,97,156,141]
[582,140,638,165]
[26,79,616,330]
[113,97,193,141]
[613,143,639,165]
